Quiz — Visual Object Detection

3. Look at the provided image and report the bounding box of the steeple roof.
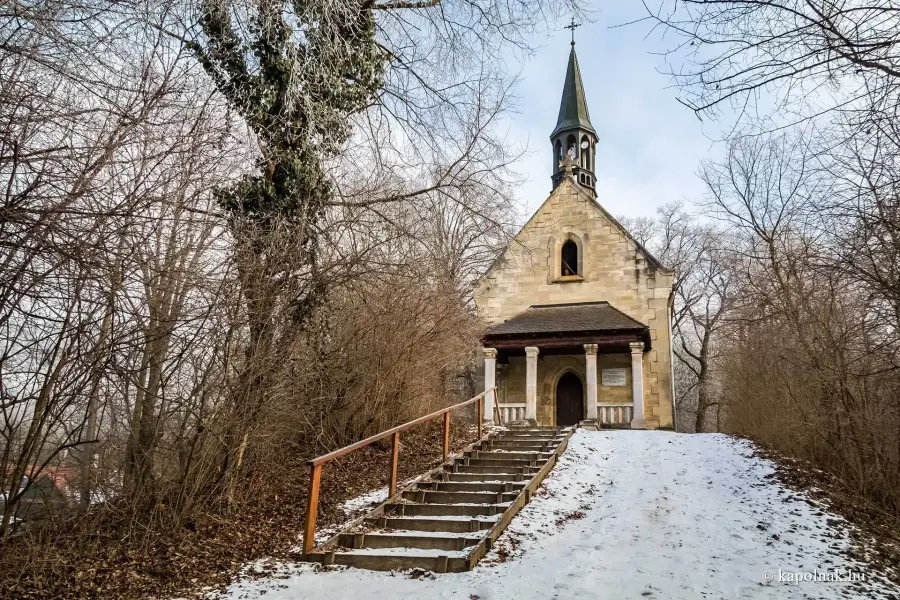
[550,45,596,139]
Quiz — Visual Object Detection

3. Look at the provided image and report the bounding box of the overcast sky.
[503,5,724,220]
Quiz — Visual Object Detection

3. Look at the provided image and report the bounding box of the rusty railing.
[302,387,498,553]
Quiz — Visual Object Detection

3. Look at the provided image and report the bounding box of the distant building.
[474,41,675,429]
[3,465,78,524]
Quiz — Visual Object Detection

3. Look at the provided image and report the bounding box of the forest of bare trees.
[638,0,900,517]
[4,0,900,596]
[0,0,572,596]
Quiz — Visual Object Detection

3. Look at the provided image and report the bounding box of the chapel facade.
[474,42,676,430]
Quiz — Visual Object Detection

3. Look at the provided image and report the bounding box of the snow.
[416,491,509,499]
[216,431,900,600]
[351,531,482,539]
[340,486,388,515]
[335,547,470,558]
[431,488,516,493]
[485,448,555,453]
[304,487,390,544]
[454,479,524,484]
[385,514,502,522]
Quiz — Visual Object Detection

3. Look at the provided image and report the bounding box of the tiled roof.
[484,302,647,337]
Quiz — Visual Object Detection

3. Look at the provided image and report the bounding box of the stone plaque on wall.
[601,368,627,387]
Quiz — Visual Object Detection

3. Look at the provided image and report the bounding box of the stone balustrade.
[498,403,527,423]
[598,403,633,426]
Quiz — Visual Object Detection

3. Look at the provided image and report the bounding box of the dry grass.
[0,421,477,600]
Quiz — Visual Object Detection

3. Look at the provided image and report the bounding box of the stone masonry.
[474,176,675,429]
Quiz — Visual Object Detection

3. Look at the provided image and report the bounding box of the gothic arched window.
[565,134,577,160]
[561,240,579,276]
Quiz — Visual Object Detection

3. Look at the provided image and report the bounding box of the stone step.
[484,444,551,452]
[493,440,560,447]
[492,437,559,444]
[489,437,556,444]
[463,457,543,468]
[419,481,524,493]
[472,451,552,461]
[301,425,577,575]
[488,439,554,447]
[338,532,482,551]
[449,464,539,474]
[443,472,526,483]
[323,551,470,573]
[364,516,494,533]
[401,490,518,504]
[505,428,563,433]
[384,502,507,517]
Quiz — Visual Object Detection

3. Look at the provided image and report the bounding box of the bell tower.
[550,27,598,195]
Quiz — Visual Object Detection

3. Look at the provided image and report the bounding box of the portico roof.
[482,301,651,351]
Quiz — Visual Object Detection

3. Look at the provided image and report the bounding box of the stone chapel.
[474,41,675,430]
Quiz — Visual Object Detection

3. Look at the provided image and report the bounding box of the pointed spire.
[550,45,596,139]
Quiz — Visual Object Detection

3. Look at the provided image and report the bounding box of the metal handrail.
[302,387,497,553]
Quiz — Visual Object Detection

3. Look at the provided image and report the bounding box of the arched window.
[565,134,577,160]
[561,240,578,276]
[555,139,562,164]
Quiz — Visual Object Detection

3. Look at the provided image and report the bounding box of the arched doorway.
[555,372,584,426]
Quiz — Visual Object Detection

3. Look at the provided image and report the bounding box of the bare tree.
[0,1,602,596]
[645,0,900,131]
[667,216,735,432]
[700,131,900,512]
[630,203,736,432]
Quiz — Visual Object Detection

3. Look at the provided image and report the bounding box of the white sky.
[502,5,724,220]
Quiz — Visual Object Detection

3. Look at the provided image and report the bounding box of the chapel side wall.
[474,180,675,428]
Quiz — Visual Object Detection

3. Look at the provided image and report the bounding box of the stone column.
[630,342,646,429]
[524,346,539,423]
[483,348,497,424]
[584,344,598,421]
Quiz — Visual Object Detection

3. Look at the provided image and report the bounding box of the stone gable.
[474,176,675,428]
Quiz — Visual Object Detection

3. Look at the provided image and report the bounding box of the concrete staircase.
[301,426,575,573]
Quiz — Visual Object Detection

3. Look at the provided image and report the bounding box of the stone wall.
[474,177,675,428]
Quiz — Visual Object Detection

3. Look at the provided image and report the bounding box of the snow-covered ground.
[218,430,899,600]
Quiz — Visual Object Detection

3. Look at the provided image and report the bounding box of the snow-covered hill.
[217,430,899,599]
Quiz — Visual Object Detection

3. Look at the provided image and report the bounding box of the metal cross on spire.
[565,17,581,46]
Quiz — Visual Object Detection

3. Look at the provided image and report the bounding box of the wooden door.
[555,372,584,426]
